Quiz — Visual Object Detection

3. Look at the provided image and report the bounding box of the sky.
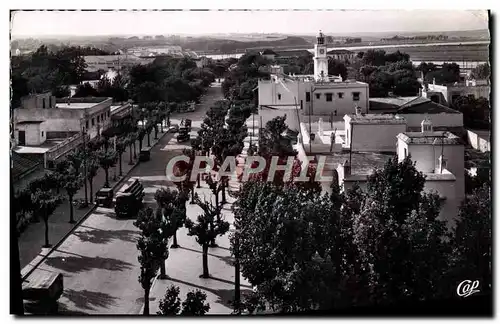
[10,10,489,38]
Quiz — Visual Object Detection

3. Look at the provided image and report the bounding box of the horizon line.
[11,28,490,40]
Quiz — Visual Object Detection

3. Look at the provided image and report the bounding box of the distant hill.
[182,36,311,53]
[295,29,490,42]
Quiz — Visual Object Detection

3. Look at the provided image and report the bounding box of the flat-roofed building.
[422,79,490,106]
[369,96,463,132]
[259,32,369,119]
[344,110,407,152]
[326,49,356,61]
[13,96,113,168]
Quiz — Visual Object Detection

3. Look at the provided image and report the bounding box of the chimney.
[433,77,436,85]
[355,105,362,116]
[67,97,71,106]
[421,117,433,133]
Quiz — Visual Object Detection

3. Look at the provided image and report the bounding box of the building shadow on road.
[45,251,134,273]
[63,289,118,311]
[164,276,252,310]
[73,226,138,245]
[56,302,89,315]
[178,246,231,262]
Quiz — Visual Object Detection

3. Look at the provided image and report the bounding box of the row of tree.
[135,94,251,315]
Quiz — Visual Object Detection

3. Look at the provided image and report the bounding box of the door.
[18,131,26,146]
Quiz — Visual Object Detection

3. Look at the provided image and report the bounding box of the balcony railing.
[45,133,89,165]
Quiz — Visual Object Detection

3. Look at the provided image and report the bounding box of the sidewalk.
[146,114,260,315]
[19,127,173,270]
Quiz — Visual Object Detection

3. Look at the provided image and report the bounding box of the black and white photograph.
[8,6,493,317]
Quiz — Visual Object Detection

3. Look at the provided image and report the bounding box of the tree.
[115,137,127,176]
[31,188,61,247]
[97,149,117,188]
[352,156,452,304]
[425,62,460,84]
[127,133,136,165]
[134,207,169,315]
[361,49,387,66]
[155,188,188,249]
[471,63,490,81]
[328,59,348,80]
[62,166,83,224]
[157,285,210,315]
[74,82,99,97]
[185,196,230,278]
[232,157,453,313]
[451,184,491,294]
[258,115,297,158]
[181,290,211,315]
[86,155,100,204]
[452,96,490,129]
[417,62,438,79]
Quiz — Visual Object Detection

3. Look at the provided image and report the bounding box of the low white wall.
[402,113,463,129]
[467,130,490,152]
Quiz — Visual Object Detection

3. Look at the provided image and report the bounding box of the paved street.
[28,130,176,314]
[19,131,155,269]
[22,82,253,315]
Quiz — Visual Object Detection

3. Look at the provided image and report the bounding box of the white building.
[258,31,369,119]
[334,119,464,226]
[327,49,356,61]
[422,79,490,106]
[369,96,463,131]
[344,110,407,152]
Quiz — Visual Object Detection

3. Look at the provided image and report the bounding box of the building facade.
[258,31,369,118]
[14,96,113,144]
[327,49,356,61]
[422,79,490,106]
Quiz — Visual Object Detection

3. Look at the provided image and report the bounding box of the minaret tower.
[314,30,329,82]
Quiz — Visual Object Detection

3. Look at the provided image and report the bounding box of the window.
[278,93,281,100]
[41,131,44,137]
[107,111,110,118]
[352,92,360,101]
[86,120,89,129]
[306,92,311,102]
[97,115,100,123]
[404,148,408,158]
[42,98,46,109]
[423,124,432,132]
[316,93,321,99]
[326,93,333,102]
[92,118,95,126]
[338,92,344,99]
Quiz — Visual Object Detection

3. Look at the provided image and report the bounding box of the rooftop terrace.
[55,102,97,109]
[345,113,407,125]
[330,151,395,175]
[397,131,462,145]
